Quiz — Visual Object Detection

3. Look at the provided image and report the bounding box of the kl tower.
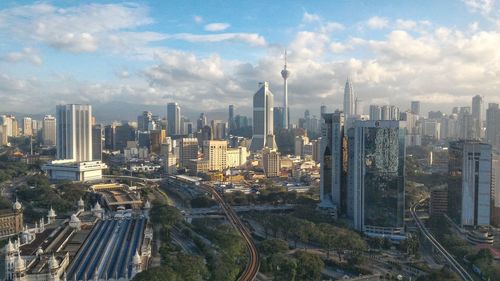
[281,50,290,130]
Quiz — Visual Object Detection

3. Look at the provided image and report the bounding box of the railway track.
[205,185,259,281]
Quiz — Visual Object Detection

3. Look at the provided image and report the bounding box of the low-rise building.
[42,160,108,182]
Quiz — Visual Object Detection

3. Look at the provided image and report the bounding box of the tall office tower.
[281,51,290,129]
[348,120,406,239]
[381,105,400,120]
[211,120,227,140]
[343,77,355,117]
[448,141,492,226]
[137,111,152,131]
[228,105,236,132]
[486,103,500,146]
[410,101,421,116]
[197,113,207,132]
[104,124,117,150]
[198,125,213,148]
[262,147,280,177]
[179,138,199,168]
[320,105,327,116]
[0,125,7,145]
[0,115,14,137]
[12,118,19,137]
[22,117,32,136]
[472,95,483,139]
[42,115,56,146]
[294,135,309,158]
[203,140,227,171]
[235,115,249,130]
[319,112,347,215]
[183,122,194,135]
[56,104,93,162]
[459,107,475,139]
[273,107,284,132]
[250,82,277,152]
[369,105,382,120]
[92,124,103,161]
[167,102,181,135]
[400,111,416,134]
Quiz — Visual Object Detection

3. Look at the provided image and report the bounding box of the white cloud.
[0,3,153,53]
[463,0,494,14]
[366,16,389,29]
[193,15,203,24]
[165,33,266,46]
[302,11,321,23]
[204,22,231,32]
[330,42,348,53]
[1,48,42,65]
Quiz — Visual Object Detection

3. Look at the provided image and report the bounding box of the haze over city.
[1,0,500,120]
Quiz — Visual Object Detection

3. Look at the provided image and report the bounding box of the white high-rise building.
[343,77,355,117]
[250,82,277,152]
[472,95,483,139]
[56,104,92,162]
[281,51,290,129]
[22,117,32,136]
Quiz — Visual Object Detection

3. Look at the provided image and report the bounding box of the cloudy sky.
[0,0,499,121]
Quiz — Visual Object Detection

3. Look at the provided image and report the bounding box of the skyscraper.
[228,105,236,132]
[262,147,280,177]
[137,111,152,131]
[410,101,421,116]
[281,51,290,129]
[273,106,284,132]
[167,102,181,135]
[348,120,406,239]
[56,104,93,162]
[472,95,483,139]
[320,112,347,215]
[448,141,492,226]
[197,113,207,132]
[92,124,103,161]
[203,140,227,171]
[369,105,382,120]
[486,103,500,146]
[250,82,277,152]
[22,117,32,136]
[42,115,56,146]
[179,138,199,168]
[343,77,355,117]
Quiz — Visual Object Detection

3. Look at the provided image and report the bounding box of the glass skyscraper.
[348,120,406,240]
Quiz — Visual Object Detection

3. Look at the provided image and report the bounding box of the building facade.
[250,82,277,152]
[56,104,92,162]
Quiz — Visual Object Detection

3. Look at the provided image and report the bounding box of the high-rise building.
[250,82,277,151]
[42,115,56,146]
[203,140,227,171]
[320,112,347,214]
[197,113,207,132]
[273,107,284,132]
[486,103,500,146]
[22,117,32,136]
[137,111,152,131]
[343,77,355,117]
[281,51,290,129]
[448,141,492,226]
[472,95,483,139]
[179,138,199,168]
[294,135,309,158]
[167,102,181,135]
[410,101,421,116]
[92,124,103,161]
[459,107,475,140]
[104,124,117,150]
[369,105,382,120]
[56,104,93,162]
[228,105,236,132]
[0,115,15,137]
[0,125,7,145]
[320,105,327,116]
[380,105,399,120]
[211,120,227,140]
[348,120,406,240]
[262,147,280,177]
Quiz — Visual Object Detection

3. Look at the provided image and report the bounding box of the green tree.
[272,254,297,281]
[132,266,181,281]
[167,253,209,281]
[294,251,324,281]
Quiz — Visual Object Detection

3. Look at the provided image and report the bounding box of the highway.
[410,198,473,281]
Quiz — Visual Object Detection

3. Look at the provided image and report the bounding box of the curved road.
[411,198,473,281]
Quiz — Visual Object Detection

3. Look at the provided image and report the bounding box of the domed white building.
[68,214,81,230]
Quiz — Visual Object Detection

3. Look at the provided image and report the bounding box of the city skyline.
[0,0,500,119]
